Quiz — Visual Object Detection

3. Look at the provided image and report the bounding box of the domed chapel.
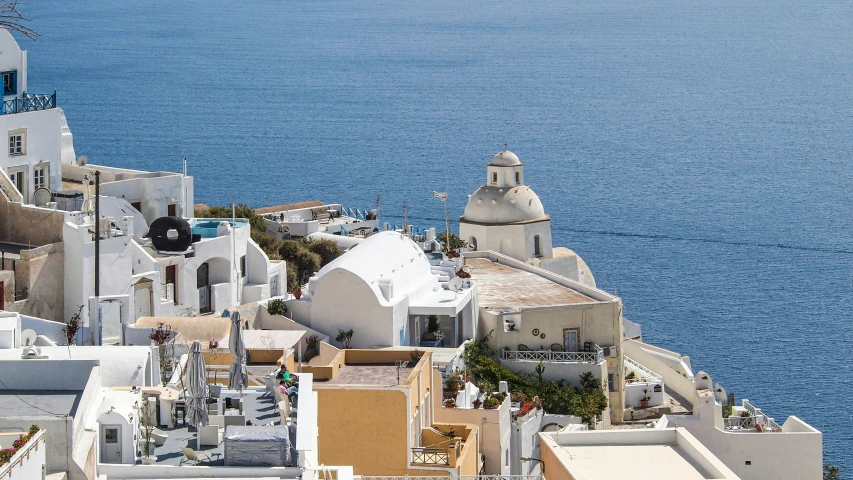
[460,149,597,287]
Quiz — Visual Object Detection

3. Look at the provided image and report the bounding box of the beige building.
[467,250,624,425]
[305,348,481,476]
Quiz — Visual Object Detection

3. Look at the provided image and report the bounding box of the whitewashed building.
[290,231,477,349]
[0,29,75,206]
[460,150,596,287]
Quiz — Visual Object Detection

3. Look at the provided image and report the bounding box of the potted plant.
[410,348,424,364]
[63,305,84,346]
[485,397,500,409]
[472,398,482,409]
[640,389,650,408]
[140,397,157,464]
[443,370,462,397]
[336,329,354,349]
[444,399,457,408]
[304,335,319,362]
[463,367,471,383]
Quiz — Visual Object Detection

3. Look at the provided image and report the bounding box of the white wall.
[0,430,46,480]
[308,268,397,348]
[0,108,66,200]
[624,381,665,408]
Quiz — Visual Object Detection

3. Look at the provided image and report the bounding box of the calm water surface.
[21,0,853,469]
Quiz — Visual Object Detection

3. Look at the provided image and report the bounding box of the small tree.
[148,322,175,386]
[63,305,84,345]
[293,249,321,283]
[306,239,344,267]
[535,361,545,385]
[427,315,440,333]
[336,328,354,348]
[824,464,840,480]
[140,396,155,458]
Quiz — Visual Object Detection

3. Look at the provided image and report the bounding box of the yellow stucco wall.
[317,388,411,475]
[540,434,575,480]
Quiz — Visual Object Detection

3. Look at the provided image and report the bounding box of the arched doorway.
[468,236,478,251]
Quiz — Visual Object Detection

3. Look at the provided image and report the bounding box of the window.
[534,234,541,257]
[515,171,520,184]
[34,166,46,189]
[608,373,615,392]
[492,172,497,184]
[1,71,16,96]
[505,449,509,467]
[9,171,23,192]
[8,129,25,156]
[240,255,246,277]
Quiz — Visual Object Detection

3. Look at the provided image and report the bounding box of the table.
[140,386,180,428]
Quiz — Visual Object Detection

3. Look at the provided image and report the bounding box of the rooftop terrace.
[0,390,82,416]
[467,257,596,308]
[323,363,415,386]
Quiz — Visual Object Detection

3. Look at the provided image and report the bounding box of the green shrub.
[266,299,287,317]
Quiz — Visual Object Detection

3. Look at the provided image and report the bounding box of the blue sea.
[21,0,852,470]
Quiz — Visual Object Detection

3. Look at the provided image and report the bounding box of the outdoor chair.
[550,343,564,352]
[517,344,530,351]
[180,447,221,466]
[583,342,593,352]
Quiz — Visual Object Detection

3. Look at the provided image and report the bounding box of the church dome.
[461,185,548,224]
[488,150,522,167]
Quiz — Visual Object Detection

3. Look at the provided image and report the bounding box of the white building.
[467,250,625,425]
[290,231,477,349]
[0,29,75,206]
[540,427,742,480]
[460,150,596,287]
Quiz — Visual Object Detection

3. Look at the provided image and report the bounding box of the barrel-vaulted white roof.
[313,231,436,304]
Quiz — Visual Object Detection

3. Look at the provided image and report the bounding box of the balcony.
[502,344,603,364]
[724,399,782,432]
[411,424,476,471]
[411,447,451,465]
[1,92,56,115]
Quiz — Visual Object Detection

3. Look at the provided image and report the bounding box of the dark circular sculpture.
[148,216,192,252]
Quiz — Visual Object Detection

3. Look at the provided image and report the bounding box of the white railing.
[0,429,45,479]
[727,400,781,431]
[624,356,663,383]
[161,283,174,302]
[502,345,603,364]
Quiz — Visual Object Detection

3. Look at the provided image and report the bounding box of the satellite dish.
[77,155,88,166]
[714,383,728,404]
[21,329,37,346]
[32,187,52,207]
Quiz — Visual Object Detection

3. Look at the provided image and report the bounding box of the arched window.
[468,237,478,251]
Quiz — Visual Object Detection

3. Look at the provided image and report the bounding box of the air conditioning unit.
[606,346,618,358]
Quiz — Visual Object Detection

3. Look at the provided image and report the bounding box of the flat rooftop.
[323,363,414,386]
[551,444,711,480]
[0,390,82,417]
[467,258,595,308]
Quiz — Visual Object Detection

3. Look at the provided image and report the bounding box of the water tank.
[148,216,192,252]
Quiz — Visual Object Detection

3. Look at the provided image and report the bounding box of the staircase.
[624,356,663,383]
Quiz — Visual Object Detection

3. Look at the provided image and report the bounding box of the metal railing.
[502,345,603,363]
[1,92,56,115]
[624,356,663,383]
[14,287,27,301]
[411,447,450,465]
[0,429,45,479]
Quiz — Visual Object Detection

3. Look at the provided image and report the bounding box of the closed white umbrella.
[228,311,248,394]
[185,340,208,427]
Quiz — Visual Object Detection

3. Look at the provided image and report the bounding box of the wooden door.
[167,203,177,217]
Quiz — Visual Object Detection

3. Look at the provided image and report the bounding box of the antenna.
[403,201,409,235]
